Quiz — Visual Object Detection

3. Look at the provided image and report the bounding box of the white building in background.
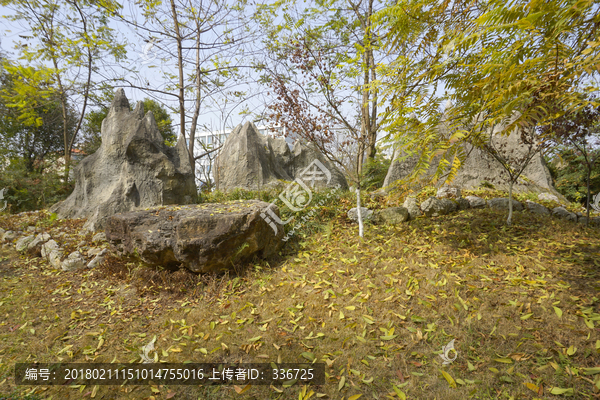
[193,124,291,189]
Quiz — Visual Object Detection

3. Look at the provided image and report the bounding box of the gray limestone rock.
[372,207,409,224]
[291,141,348,191]
[48,250,64,269]
[465,196,486,209]
[50,89,196,232]
[105,200,284,273]
[436,186,461,199]
[403,196,421,220]
[552,207,577,222]
[41,240,59,258]
[27,233,51,256]
[347,207,373,223]
[456,198,470,210]
[384,122,559,196]
[92,232,106,243]
[215,122,293,191]
[2,231,16,242]
[61,251,86,271]
[215,122,347,191]
[538,193,560,203]
[15,235,35,253]
[525,200,550,215]
[421,197,456,217]
[488,198,523,211]
[87,249,108,269]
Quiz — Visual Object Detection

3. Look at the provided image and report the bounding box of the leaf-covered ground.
[1,205,600,399]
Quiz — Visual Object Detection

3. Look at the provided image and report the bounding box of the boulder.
[61,251,86,271]
[436,186,461,199]
[384,123,559,196]
[372,207,409,224]
[15,235,35,253]
[291,141,348,190]
[87,249,108,269]
[215,122,293,191]
[48,250,64,269]
[27,233,51,256]
[488,198,523,211]
[577,216,589,225]
[41,239,59,258]
[456,198,470,210]
[525,200,550,215]
[403,196,421,220]
[347,207,373,223]
[215,122,347,191]
[552,207,577,222]
[105,200,284,273]
[2,231,16,242]
[92,232,106,243]
[50,89,197,232]
[538,193,560,203]
[465,195,486,209]
[420,197,456,217]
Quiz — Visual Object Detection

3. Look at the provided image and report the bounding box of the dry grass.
[0,203,599,400]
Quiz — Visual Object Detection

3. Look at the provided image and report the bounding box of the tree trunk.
[586,169,591,226]
[507,180,513,226]
[169,0,191,169]
[356,187,364,238]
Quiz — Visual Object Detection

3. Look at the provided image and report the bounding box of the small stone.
[436,186,461,199]
[525,200,549,215]
[456,198,470,210]
[2,231,16,242]
[87,247,102,257]
[48,249,64,269]
[41,240,59,258]
[552,206,577,222]
[465,196,486,209]
[372,207,409,225]
[26,226,36,232]
[87,249,108,269]
[92,232,106,243]
[420,197,456,217]
[27,233,51,256]
[538,193,560,203]
[347,207,373,222]
[15,235,35,253]
[487,198,523,211]
[61,251,86,271]
[403,196,421,220]
[577,216,589,225]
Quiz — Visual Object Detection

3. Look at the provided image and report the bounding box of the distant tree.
[1,0,126,180]
[0,63,76,173]
[80,97,176,155]
[542,98,600,224]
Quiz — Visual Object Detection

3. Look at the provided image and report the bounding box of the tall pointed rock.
[50,89,197,231]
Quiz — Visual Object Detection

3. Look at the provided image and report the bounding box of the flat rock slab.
[105,200,284,273]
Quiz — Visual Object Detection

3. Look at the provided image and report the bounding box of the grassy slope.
[0,200,599,400]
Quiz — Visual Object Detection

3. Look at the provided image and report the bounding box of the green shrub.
[0,158,73,213]
[546,150,600,204]
[361,153,392,192]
